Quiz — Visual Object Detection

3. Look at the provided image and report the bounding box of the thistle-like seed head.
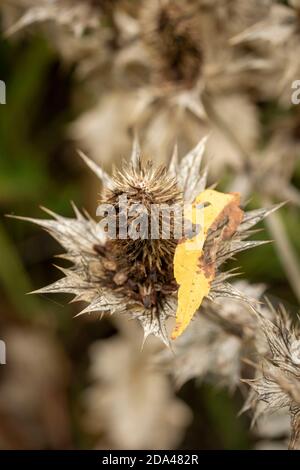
[141,0,203,87]
[11,137,277,345]
[243,305,300,450]
[98,156,183,310]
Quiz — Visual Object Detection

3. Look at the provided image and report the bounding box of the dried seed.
[113,272,128,286]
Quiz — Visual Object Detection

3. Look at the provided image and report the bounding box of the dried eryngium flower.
[230,1,300,103]
[140,0,203,87]
[243,305,300,450]
[11,137,275,345]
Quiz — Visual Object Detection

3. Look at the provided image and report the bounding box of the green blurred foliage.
[0,34,80,323]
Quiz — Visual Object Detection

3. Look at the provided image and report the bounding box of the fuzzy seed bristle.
[97,158,182,310]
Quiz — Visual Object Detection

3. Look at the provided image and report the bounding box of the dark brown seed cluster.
[141,2,203,87]
[95,159,182,309]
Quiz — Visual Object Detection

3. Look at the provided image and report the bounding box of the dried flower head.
[243,305,300,450]
[140,0,203,87]
[230,2,300,103]
[12,138,275,345]
[91,150,184,333]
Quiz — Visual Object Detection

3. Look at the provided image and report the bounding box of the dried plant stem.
[281,184,300,209]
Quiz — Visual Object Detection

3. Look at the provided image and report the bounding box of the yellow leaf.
[171,190,243,340]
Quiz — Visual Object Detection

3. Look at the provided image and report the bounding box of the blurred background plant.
[0,0,299,450]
